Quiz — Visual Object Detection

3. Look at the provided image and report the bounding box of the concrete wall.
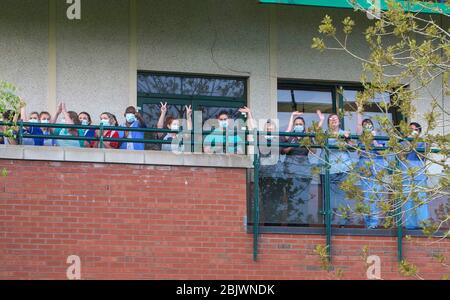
[0,0,49,113]
[55,0,130,122]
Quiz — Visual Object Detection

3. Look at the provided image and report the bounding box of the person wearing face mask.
[39,111,55,146]
[157,104,193,152]
[19,102,44,146]
[280,110,323,224]
[93,112,120,149]
[50,102,84,148]
[119,106,146,150]
[356,116,390,229]
[398,122,430,230]
[321,113,355,226]
[78,112,96,148]
[259,119,287,224]
[203,110,244,154]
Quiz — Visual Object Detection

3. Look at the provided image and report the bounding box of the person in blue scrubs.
[78,112,96,148]
[282,110,324,224]
[119,106,146,150]
[203,110,243,154]
[321,113,355,226]
[400,122,430,230]
[357,117,390,229]
[39,111,55,146]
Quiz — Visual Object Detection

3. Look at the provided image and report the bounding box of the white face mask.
[412,130,419,136]
[219,120,228,128]
[29,119,39,123]
[171,124,180,131]
[100,119,110,126]
[81,120,89,126]
[40,119,49,124]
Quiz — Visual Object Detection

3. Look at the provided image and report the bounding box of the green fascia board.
[258,0,449,15]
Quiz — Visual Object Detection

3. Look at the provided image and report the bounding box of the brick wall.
[0,159,448,280]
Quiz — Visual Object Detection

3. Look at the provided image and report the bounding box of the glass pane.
[138,74,182,95]
[138,73,246,99]
[277,89,292,103]
[343,90,390,103]
[294,90,332,104]
[277,89,333,131]
[183,77,245,98]
[248,143,324,226]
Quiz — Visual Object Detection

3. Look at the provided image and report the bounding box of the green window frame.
[137,71,248,151]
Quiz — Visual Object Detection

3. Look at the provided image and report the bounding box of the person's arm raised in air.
[156,102,167,138]
[238,106,256,131]
[282,111,303,154]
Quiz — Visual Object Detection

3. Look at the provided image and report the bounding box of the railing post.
[99,123,104,148]
[234,125,237,154]
[223,126,226,154]
[395,156,403,262]
[324,140,332,264]
[253,128,260,262]
[18,120,24,145]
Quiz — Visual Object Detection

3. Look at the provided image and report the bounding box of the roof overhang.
[258,0,449,15]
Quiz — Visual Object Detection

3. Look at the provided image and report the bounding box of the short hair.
[216,110,229,119]
[327,113,339,125]
[79,111,92,123]
[409,122,422,133]
[40,111,51,118]
[30,111,39,118]
[164,116,177,128]
[293,116,305,125]
[125,106,137,115]
[362,118,373,126]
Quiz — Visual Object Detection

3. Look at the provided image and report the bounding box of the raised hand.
[238,106,251,115]
[160,102,168,113]
[316,109,324,121]
[61,102,67,113]
[19,97,26,109]
[56,102,63,114]
[291,111,303,117]
[185,105,192,118]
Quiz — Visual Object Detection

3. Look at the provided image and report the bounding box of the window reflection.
[138,74,246,99]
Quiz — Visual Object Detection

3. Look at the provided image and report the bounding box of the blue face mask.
[100,119,110,126]
[294,125,304,133]
[126,113,136,123]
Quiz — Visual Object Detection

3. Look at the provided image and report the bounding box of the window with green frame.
[137,71,248,150]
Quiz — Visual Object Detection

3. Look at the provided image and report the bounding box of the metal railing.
[0,121,444,263]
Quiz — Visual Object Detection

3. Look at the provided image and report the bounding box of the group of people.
[247,108,429,230]
[0,101,429,230]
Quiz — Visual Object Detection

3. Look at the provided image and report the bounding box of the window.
[137,72,247,151]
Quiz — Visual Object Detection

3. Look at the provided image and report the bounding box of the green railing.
[0,121,443,263]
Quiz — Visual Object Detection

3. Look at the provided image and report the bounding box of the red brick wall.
[0,159,448,280]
